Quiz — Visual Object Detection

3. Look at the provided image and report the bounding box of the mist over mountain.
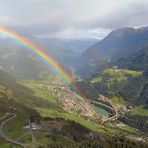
[0,37,96,79]
[33,37,98,67]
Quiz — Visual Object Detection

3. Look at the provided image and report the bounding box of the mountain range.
[75,26,148,103]
[0,37,96,79]
[74,27,148,133]
[0,26,148,147]
[76,26,148,78]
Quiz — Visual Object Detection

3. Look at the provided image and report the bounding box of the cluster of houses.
[48,81,98,119]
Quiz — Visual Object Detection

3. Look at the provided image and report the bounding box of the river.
[69,68,109,117]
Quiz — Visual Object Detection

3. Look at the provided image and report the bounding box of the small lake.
[69,84,109,117]
[92,104,109,117]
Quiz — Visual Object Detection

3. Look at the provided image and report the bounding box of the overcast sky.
[0,0,148,39]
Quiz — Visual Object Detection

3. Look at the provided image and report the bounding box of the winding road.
[0,113,27,148]
[88,100,119,124]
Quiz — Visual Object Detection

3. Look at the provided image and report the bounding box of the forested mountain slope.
[76,27,148,78]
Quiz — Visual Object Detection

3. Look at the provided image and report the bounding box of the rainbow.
[0,27,86,97]
[0,27,74,83]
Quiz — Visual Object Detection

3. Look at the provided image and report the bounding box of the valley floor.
[0,73,148,148]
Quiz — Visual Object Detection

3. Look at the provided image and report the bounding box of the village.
[47,74,99,119]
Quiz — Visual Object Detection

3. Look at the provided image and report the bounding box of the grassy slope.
[131,106,148,116]
[0,70,147,147]
[0,73,103,148]
[91,67,143,101]
[20,80,103,132]
[0,70,40,144]
[1,77,106,147]
[91,68,143,87]
[21,79,142,136]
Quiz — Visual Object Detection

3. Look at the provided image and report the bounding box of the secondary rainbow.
[0,27,74,83]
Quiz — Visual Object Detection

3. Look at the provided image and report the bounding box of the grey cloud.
[0,0,148,38]
[73,1,148,30]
